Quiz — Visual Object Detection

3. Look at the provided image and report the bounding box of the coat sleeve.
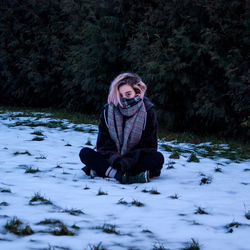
[96,106,121,165]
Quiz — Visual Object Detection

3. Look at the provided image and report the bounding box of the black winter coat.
[96,97,159,173]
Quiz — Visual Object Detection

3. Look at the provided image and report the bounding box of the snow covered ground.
[0,110,249,250]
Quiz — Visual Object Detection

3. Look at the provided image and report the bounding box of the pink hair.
[107,73,147,106]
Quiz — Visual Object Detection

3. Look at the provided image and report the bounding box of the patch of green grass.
[85,139,93,146]
[162,138,249,162]
[62,170,70,175]
[169,151,180,159]
[13,150,31,156]
[131,199,144,207]
[182,238,200,250]
[52,223,75,236]
[241,182,249,185]
[7,112,45,119]
[31,131,44,136]
[62,208,84,216]
[161,144,192,155]
[187,153,200,163]
[25,167,40,173]
[97,189,108,196]
[96,224,120,235]
[169,194,179,199]
[158,127,248,147]
[35,154,47,159]
[158,131,196,143]
[194,207,209,215]
[141,229,152,234]
[49,110,98,125]
[71,224,80,230]
[37,219,63,225]
[196,143,249,161]
[83,185,90,190]
[45,244,71,250]
[227,222,242,228]
[149,189,160,195]
[167,165,175,169]
[166,161,176,169]
[5,217,34,236]
[32,136,44,141]
[225,221,242,233]
[215,167,222,172]
[9,120,68,130]
[117,198,129,205]
[195,145,218,157]
[160,144,173,152]
[177,132,201,144]
[37,219,75,236]
[152,242,167,250]
[219,144,249,161]
[200,176,212,185]
[117,198,146,207]
[142,188,160,195]
[1,106,99,125]
[0,202,9,206]
[74,127,85,132]
[142,229,152,233]
[29,193,53,205]
[73,126,97,133]
[0,189,11,193]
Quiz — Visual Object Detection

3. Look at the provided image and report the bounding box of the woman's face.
[119,84,136,99]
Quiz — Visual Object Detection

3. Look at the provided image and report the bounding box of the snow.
[0,111,249,250]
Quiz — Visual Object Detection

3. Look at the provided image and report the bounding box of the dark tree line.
[0,0,249,138]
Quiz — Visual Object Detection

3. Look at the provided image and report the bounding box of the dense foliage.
[0,0,249,138]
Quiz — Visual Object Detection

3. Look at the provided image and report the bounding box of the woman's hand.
[133,82,146,99]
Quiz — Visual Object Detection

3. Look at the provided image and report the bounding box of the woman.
[79,73,164,184]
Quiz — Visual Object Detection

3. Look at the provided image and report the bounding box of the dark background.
[0,0,249,139]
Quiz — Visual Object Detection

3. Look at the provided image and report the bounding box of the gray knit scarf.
[108,98,146,155]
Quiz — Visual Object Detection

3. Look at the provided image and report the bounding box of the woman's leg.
[131,151,164,178]
[79,147,153,184]
[79,147,109,177]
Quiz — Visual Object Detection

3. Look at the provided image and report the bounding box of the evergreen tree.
[0,0,249,137]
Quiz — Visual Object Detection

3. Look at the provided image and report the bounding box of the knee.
[79,147,93,164]
[149,152,164,178]
[153,151,164,168]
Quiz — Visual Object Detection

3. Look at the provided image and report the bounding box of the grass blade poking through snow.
[25,167,40,173]
[5,217,34,236]
[194,207,209,215]
[182,238,201,250]
[187,153,200,163]
[29,193,53,205]
[62,208,85,216]
[95,224,120,235]
[131,199,144,207]
[97,189,108,196]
